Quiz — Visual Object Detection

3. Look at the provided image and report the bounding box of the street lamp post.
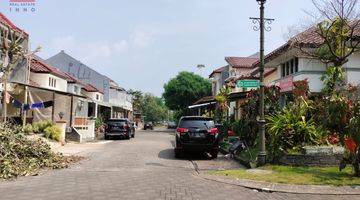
[250,0,274,166]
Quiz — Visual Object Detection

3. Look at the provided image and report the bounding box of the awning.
[188,102,216,109]
[97,101,112,108]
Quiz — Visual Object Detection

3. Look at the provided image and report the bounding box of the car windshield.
[178,118,215,129]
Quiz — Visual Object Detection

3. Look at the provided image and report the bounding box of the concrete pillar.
[95,103,98,118]
[55,121,67,145]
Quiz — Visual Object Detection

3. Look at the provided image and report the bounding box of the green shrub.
[95,115,104,129]
[32,121,54,133]
[23,124,33,134]
[44,125,61,142]
[266,97,322,159]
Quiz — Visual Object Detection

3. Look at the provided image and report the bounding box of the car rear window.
[178,118,215,129]
[107,121,127,126]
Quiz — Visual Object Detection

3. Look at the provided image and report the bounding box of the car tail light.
[176,128,189,135]
[208,128,218,135]
[124,124,129,129]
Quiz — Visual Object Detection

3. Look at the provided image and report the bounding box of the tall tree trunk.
[3,78,7,123]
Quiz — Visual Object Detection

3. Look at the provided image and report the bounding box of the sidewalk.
[49,140,112,156]
[197,172,360,195]
[27,134,112,157]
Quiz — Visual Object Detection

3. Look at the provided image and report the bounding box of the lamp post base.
[257,151,267,166]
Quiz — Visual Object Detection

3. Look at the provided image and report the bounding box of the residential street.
[0,130,354,200]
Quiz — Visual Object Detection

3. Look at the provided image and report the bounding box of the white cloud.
[130,29,154,48]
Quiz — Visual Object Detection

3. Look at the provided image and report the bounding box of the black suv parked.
[174,116,220,158]
[105,119,133,140]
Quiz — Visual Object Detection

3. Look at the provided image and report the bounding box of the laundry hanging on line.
[25,101,54,110]
[12,99,23,108]
[10,97,54,111]
[31,102,44,109]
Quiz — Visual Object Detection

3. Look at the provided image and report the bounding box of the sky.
[0,0,317,96]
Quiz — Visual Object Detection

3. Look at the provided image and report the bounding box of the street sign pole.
[250,0,274,166]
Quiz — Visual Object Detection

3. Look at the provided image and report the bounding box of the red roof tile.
[30,58,69,79]
[193,96,215,105]
[0,12,28,36]
[83,83,104,94]
[225,57,258,68]
[209,66,226,77]
[234,67,277,81]
[62,72,78,83]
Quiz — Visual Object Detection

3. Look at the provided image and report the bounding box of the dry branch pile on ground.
[0,124,81,179]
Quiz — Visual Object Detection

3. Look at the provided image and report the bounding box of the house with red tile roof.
[30,57,69,92]
[208,55,260,96]
[190,54,261,118]
[256,23,360,93]
[46,50,133,120]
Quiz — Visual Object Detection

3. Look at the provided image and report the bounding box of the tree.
[163,71,211,112]
[140,93,168,123]
[0,25,27,122]
[214,86,231,122]
[294,0,360,176]
[295,0,360,95]
[128,89,143,112]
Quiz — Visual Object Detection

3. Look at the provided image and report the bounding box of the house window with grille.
[49,77,57,88]
[281,57,299,77]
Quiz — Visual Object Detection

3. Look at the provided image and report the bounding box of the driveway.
[0,130,353,200]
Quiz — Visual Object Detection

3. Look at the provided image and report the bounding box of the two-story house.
[258,26,359,93]
[46,51,133,120]
[109,79,133,119]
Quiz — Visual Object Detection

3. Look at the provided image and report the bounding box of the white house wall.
[67,83,83,95]
[30,72,67,92]
[211,73,221,96]
[345,52,360,86]
[82,91,104,102]
[293,73,324,92]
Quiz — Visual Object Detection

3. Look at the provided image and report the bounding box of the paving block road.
[0,130,357,200]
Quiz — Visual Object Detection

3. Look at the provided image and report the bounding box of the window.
[281,64,286,77]
[96,94,100,100]
[48,77,57,88]
[281,57,299,77]
[295,57,299,73]
[286,62,290,76]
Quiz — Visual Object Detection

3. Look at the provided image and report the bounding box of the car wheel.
[131,134,135,138]
[210,150,218,159]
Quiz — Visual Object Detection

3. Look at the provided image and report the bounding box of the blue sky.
[0,0,316,96]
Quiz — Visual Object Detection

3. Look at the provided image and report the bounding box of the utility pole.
[23,45,41,128]
[250,0,274,166]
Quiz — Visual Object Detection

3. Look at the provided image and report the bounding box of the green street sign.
[237,80,260,89]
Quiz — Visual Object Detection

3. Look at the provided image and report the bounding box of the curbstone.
[197,172,360,195]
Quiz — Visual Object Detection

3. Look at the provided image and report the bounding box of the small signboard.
[279,76,294,92]
[236,80,260,89]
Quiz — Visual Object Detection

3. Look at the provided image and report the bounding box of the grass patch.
[209,165,360,186]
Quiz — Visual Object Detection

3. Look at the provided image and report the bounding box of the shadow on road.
[158,148,212,161]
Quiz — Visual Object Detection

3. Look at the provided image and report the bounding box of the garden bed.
[208,165,360,186]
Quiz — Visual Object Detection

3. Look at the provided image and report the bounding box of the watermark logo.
[9,0,37,13]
